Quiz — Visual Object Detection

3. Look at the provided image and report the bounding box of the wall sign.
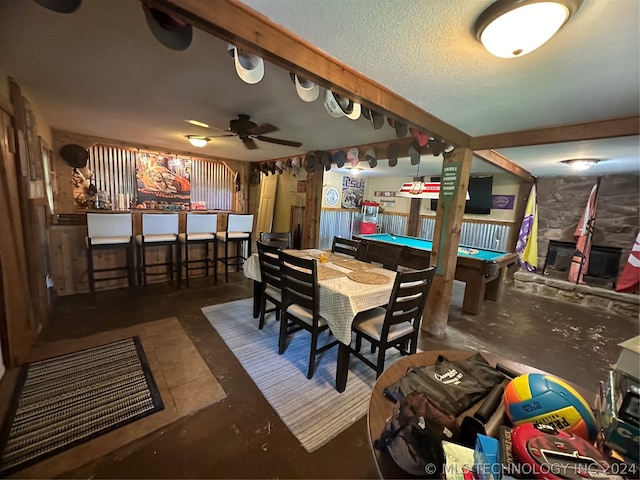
[437,162,460,275]
[325,186,340,206]
[491,194,515,210]
[374,191,397,197]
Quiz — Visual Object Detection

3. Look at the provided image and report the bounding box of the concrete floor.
[8,272,640,478]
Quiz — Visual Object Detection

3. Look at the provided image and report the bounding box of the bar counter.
[50,210,237,295]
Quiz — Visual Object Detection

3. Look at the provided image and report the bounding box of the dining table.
[243,248,397,392]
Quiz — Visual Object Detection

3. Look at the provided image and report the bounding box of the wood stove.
[542,239,623,287]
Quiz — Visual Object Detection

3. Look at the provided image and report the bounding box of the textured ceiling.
[241,0,640,136]
[0,0,638,178]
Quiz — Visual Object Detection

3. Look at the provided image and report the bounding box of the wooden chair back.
[259,231,292,249]
[331,236,361,257]
[280,251,319,319]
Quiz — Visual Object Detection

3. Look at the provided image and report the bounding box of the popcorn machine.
[359,201,380,234]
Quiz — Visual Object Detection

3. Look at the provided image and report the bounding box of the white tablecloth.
[243,249,396,345]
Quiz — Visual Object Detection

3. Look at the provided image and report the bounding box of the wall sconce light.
[186,135,209,148]
[474,0,582,58]
[562,158,599,170]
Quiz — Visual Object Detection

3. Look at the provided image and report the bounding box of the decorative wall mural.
[135,153,191,210]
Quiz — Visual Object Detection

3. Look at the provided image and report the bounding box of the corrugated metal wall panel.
[88,145,234,210]
[317,209,512,252]
[319,210,355,249]
[190,159,234,211]
[420,217,436,240]
[378,213,407,236]
[460,222,510,250]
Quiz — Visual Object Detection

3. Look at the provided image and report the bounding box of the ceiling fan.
[210,114,302,150]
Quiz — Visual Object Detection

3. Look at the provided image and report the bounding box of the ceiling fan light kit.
[186,135,209,147]
[207,114,301,150]
[227,44,264,84]
[474,0,582,58]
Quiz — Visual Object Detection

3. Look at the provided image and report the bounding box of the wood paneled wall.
[0,107,41,366]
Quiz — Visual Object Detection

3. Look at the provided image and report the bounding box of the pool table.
[355,233,517,314]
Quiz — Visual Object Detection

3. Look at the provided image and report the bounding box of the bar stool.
[136,213,180,286]
[215,213,254,282]
[178,213,218,287]
[86,212,135,292]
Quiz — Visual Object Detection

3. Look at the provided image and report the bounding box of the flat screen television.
[430,175,493,215]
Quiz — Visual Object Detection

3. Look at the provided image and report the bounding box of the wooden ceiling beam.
[144,0,471,149]
[474,149,534,182]
[471,115,640,150]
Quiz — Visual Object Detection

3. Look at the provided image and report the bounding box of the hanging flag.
[616,232,640,293]
[568,182,599,283]
[516,184,538,272]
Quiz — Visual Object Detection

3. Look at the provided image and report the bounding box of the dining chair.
[279,250,339,379]
[179,213,217,287]
[349,266,436,377]
[256,240,283,330]
[216,214,254,282]
[331,236,361,258]
[357,241,401,270]
[259,231,292,249]
[135,213,180,286]
[86,212,135,292]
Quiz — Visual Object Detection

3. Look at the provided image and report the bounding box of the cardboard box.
[613,335,640,381]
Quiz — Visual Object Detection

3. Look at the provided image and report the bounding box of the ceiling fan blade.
[209,133,237,138]
[256,135,302,148]
[242,137,258,150]
[250,123,278,135]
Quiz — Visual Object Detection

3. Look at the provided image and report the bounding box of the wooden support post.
[406,176,423,237]
[423,147,473,337]
[301,168,322,249]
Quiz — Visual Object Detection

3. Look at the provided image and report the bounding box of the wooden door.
[255,174,277,239]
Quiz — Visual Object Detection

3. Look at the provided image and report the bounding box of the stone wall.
[536,174,640,276]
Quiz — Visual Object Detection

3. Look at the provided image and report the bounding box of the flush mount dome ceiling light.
[562,158,599,170]
[474,0,582,58]
[186,135,209,147]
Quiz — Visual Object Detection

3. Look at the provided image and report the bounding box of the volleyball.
[503,373,597,441]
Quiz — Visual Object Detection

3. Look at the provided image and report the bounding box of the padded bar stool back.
[179,213,218,287]
[86,213,134,292]
[216,213,254,282]
[136,213,180,286]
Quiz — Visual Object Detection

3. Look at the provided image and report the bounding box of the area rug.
[202,298,403,453]
[0,337,163,477]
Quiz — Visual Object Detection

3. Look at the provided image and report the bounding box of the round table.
[366,350,592,479]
